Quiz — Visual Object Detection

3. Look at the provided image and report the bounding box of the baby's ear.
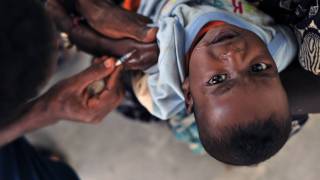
[182,77,194,114]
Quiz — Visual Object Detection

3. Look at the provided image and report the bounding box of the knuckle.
[107,57,116,62]
[83,115,97,123]
[83,117,93,123]
[91,116,104,124]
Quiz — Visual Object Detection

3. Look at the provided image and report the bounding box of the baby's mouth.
[211,29,239,44]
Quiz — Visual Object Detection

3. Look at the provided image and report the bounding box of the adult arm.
[0,58,123,146]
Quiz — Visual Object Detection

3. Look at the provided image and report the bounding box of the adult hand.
[43,57,124,123]
[0,58,123,146]
[46,0,159,71]
[76,0,157,43]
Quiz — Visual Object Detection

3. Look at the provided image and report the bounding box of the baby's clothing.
[133,0,298,120]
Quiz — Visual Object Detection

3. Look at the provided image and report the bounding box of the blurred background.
[27,50,320,180]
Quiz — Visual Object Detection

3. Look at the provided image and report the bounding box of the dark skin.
[75,0,158,43]
[46,0,159,70]
[5,0,318,151]
[1,0,157,145]
[48,0,320,115]
[44,57,124,123]
[182,23,290,135]
[0,0,163,146]
[0,0,150,146]
[0,57,124,146]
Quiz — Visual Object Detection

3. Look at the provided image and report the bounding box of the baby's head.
[183,23,291,165]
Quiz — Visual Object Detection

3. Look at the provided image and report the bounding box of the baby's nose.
[219,45,245,62]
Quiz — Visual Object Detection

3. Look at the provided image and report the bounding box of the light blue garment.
[138,0,298,120]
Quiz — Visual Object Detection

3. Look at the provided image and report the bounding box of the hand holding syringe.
[87,50,136,95]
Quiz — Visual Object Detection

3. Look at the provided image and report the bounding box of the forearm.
[0,98,57,146]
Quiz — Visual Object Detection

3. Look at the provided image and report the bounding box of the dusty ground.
[27,113,320,180]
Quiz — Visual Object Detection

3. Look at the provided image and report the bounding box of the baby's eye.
[251,63,269,73]
[207,74,227,85]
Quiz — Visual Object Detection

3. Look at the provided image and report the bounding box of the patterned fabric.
[168,111,205,154]
[290,114,309,136]
[248,0,308,23]
[250,0,320,75]
[294,0,320,75]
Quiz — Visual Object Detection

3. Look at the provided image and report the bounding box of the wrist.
[21,97,60,133]
[38,93,63,123]
[37,98,59,122]
[0,97,60,146]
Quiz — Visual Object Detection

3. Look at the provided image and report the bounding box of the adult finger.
[106,65,124,90]
[46,0,158,59]
[66,23,131,56]
[76,0,157,43]
[68,23,157,58]
[91,56,109,65]
[92,65,124,103]
[74,58,117,89]
[46,0,112,55]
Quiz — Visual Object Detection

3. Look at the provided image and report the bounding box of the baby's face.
[187,23,289,131]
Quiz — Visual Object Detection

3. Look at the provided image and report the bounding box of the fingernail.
[104,60,112,68]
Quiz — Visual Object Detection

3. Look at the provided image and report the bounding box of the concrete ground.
[27,50,320,180]
[27,113,320,180]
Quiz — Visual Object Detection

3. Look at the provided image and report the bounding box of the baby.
[124,0,299,165]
